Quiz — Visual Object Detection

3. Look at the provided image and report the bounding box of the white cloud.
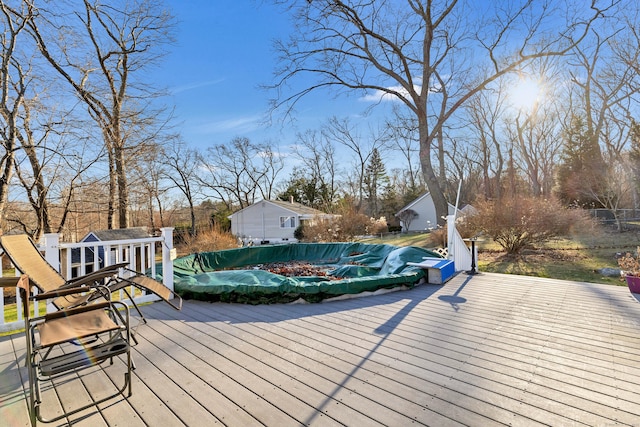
[214,116,261,131]
[359,83,423,103]
[171,79,225,95]
[193,114,264,136]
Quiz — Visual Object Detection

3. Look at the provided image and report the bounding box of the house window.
[280,216,296,228]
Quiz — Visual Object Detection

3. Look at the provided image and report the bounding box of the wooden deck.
[2,272,640,426]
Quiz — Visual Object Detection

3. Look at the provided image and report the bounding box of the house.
[230,199,337,244]
[64,227,151,277]
[395,192,456,232]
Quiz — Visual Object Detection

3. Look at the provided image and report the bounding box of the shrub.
[464,196,592,255]
[618,247,640,277]
[427,216,477,248]
[396,209,418,231]
[368,216,388,235]
[300,219,339,242]
[176,225,238,256]
[301,211,385,242]
[427,214,476,248]
[428,227,447,247]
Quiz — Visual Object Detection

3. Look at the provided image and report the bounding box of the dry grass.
[176,227,238,257]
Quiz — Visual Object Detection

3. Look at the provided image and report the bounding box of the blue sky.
[152,0,383,153]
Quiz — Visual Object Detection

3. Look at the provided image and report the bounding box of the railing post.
[42,233,61,314]
[160,227,175,291]
[43,233,61,272]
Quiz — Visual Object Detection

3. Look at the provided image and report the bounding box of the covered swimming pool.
[172,242,443,303]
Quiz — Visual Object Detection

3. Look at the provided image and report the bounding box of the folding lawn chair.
[0,275,133,426]
[0,234,182,324]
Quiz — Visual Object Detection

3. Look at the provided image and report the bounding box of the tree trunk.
[418,113,448,226]
[107,148,117,229]
[20,138,51,236]
[0,152,15,225]
[115,146,129,228]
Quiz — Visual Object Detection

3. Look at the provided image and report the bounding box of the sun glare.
[511,78,542,111]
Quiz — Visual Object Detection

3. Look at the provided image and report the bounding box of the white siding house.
[230,199,337,244]
[395,192,456,232]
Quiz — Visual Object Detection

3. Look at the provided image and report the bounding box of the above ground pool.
[171,242,443,303]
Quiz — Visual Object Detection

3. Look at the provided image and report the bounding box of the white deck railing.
[446,214,473,272]
[0,227,175,333]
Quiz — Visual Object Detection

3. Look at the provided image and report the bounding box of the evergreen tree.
[629,119,640,180]
[554,115,606,207]
[363,149,389,217]
[379,183,401,228]
[277,167,330,210]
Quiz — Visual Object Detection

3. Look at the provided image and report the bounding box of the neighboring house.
[65,227,151,276]
[230,199,337,244]
[458,204,478,217]
[395,192,456,232]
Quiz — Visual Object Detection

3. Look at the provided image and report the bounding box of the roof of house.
[267,199,329,216]
[396,192,457,215]
[231,200,337,218]
[81,227,150,242]
[396,191,431,215]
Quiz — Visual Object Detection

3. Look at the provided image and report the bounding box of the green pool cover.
[172,243,442,303]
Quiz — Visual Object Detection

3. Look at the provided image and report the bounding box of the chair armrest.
[0,275,31,319]
[33,283,109,301]
[0,276,26,288]
[41,300,114,321]
[64,262,129,288]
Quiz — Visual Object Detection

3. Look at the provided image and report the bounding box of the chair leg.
[30,338,133,424]
[28,352,38,427]
[127,351,133,396]
[121,288,147,324]
[118,288,143,345]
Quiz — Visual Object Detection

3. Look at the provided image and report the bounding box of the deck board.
[216,305,504,425]
[2,272,640,426]
[146,304,401,426]
[0,335,30,427]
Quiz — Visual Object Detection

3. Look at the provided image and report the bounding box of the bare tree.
[12,102,103,239]
[0,1,31,226]
[582,159,630,232]
[322,116,386,211]
[508,105,562,197]
[504,58,564,198]
[567,20,640,164]
[291,128,340,211]
[385,105,421,194]
[256,142,286,201]
[161,140,200,235]
[125,139,171,230]
[64,178,110,239]
[270,0,608,225]
[556,4,640,213]
[28,0,175,229]
[464,85,509,200]
[0,1,98,239]
[441,135,482,207]
[198,137,285,210]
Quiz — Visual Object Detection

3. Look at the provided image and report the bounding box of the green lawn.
[1,302,47,336]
